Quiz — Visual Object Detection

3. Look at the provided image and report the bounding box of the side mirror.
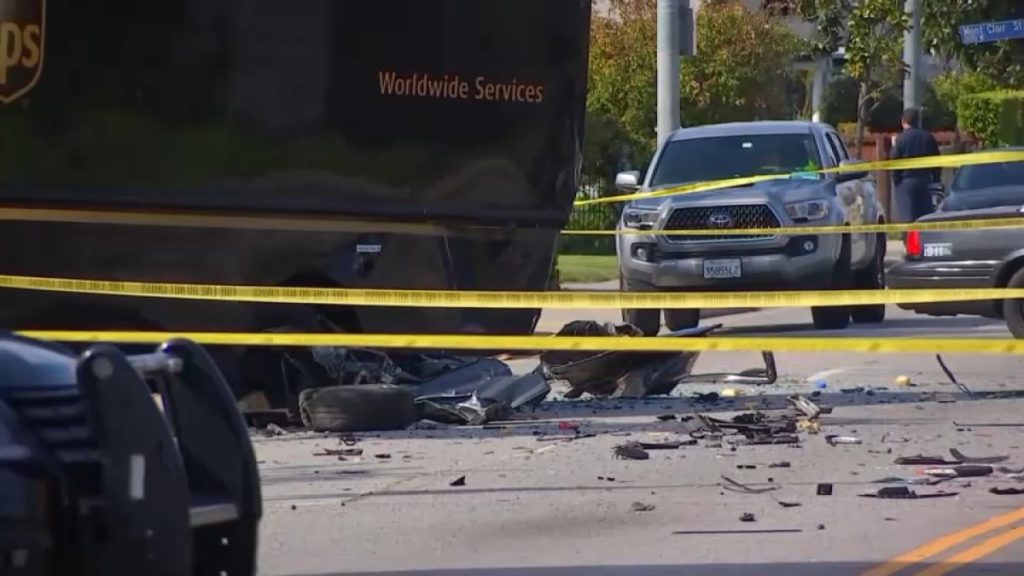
[835,159,868,183]
[928,182,947,208]
[615,171,641,193]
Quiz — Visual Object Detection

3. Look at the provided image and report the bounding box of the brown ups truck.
[0,0,592,411]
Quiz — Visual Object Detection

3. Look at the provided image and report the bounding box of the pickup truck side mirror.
[615,171,641,193]
[835,159,868,183]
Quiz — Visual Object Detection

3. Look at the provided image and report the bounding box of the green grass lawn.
[557,254,620,284]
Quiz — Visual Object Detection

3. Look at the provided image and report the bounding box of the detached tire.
[299,385,418,432]
[664,308,700,331]
[811,235,852,330]
[620,275,661,336]
[851,234,887,324]
[1002,268,1024,339]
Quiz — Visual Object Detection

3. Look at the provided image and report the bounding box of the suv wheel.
[1002,267,1024,339]
[620,276,661,336]
[811,236,852,330]
[664,308,700,331]
[851,234,886,324]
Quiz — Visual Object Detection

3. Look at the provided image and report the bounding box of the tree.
[679,1,806,126]
[798,0,907,156]
[587,0,658,160]
[923,0,1024,84]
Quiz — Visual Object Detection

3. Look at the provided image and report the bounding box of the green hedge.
[958,90,1024,147]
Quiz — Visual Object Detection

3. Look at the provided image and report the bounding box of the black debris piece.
[638,440,697,450]
[894,455,958,465]
[778,501,802,508]
[449,476,467,487]
[737,464,757,470]
[990,487,1024,495]
[693,392,721,404]
[769,461,792,468]
[949,448,1009,464]
[721,475,778,494]
[860,486,959,499]
[538,321,708,398]
[817,524,826,531]
[632,502,657,512]
[597,476,616,482]
[739,434,801,446]
[816,483,833,496]
[739,513,757,522]
[921,465,993,478]
[614,442,651,460]
[656,414,678,421]
[375,453,392,460]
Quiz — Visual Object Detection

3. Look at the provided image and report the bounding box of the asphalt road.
[256,302,1024,576]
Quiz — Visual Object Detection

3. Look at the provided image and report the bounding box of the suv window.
[821,134,840,166]
[649,133,823,187]
[952,161,1024,191]
[826,132,849,162]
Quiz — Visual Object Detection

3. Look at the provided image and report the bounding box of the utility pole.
[657,0,681,147]
[903,0,923,124]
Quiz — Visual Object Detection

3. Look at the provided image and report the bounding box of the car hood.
[631,178,829,209]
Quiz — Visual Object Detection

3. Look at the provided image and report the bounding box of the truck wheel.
[851,235,886,324]
[298,384,418,432]
[811,236,852,330]
[664,308,700,331]
[1002,268,1024,339]
[620,276,661,335]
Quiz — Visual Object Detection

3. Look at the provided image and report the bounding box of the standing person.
[890,108,942,221]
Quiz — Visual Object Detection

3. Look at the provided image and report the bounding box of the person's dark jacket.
[890,127,941,186]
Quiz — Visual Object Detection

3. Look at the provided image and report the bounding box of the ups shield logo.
[0,0,45,104]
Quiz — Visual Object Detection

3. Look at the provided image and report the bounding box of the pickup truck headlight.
[621,208,660,230]
[784,200,830,222]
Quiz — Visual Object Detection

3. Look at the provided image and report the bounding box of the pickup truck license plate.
[703,258,742,279]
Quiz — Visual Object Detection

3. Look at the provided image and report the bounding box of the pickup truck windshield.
[649,133,822,188]
[951,161,1024,192]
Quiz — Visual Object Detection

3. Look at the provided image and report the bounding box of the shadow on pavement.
[287,561,1024,576]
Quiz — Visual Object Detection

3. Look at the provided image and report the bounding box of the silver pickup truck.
[615,121,887,334]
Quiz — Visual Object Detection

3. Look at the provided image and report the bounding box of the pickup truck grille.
[664,204,781,242]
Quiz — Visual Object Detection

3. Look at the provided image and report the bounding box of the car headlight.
[621,208,660,230]
[784,200,830,222]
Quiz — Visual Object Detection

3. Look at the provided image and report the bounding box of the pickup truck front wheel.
[664,308,700,331]
[621,276,661,336]
[811,237,852,330]
[851,235,886,324]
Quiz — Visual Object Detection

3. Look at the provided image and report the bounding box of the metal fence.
[560,177,621,255]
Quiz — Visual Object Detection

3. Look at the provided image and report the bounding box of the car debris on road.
[285,320,780,432]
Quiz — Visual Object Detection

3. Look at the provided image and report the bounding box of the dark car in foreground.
[887,153,1024,337]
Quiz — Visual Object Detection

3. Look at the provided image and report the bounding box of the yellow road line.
[913,525,1024,576]
[859,507,1024,576]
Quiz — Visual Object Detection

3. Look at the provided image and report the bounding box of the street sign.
[959,19,1024,45]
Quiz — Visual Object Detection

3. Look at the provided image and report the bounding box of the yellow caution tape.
[1,274,1023,309]
[16,330,1024,355]
[563,216,1024,236]
[578,150,1024,206]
